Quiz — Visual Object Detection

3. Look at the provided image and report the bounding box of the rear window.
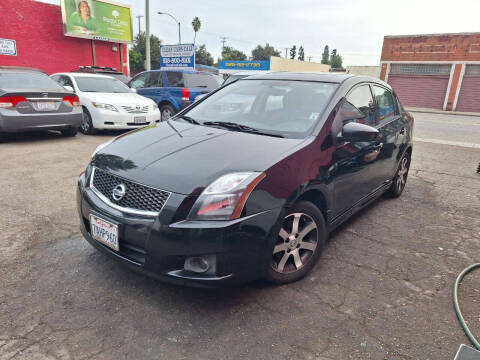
[184,73,219,89]
[0,72,64,91]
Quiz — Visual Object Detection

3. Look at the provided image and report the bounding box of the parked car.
[51,73,160,135]
[73,66,131,85]
[0,66,82,137]
[77,72,413,287]
[128,70,219,121]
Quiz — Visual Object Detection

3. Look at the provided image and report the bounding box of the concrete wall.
[346,66,380,78]
[0,0,128,75]
[269,56,330,72]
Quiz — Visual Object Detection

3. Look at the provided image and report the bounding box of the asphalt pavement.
[1,112,479,360]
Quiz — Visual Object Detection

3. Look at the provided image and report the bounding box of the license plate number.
[36,101,56,111]
[134,116,146,123]
[90,214,119,251]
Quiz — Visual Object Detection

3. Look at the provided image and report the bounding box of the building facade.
[0,0,129,75]
[380,33,480,112]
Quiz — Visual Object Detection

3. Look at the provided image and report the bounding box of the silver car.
[0,67,83,137]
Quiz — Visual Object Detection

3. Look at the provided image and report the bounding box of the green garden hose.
[453,263,480,350]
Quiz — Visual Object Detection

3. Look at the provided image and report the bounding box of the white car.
[51,73,160,134]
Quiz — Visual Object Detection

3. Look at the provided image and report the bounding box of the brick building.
[0,0,129,76]
[380,32,480,112]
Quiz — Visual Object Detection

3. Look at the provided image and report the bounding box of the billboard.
[61,0,132,43]
[160,44,195,71]
[218,60,270,72]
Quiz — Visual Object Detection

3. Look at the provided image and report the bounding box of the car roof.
[52,72,118,79]
[142,70,213,75]
[0,66,47,74]
[245,72,355,83]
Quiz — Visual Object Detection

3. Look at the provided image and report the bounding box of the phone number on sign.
[162,57,192,64]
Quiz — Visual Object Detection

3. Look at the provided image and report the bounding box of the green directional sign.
[61,0,132,43]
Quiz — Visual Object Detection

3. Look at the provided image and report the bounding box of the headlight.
[188,172,265,220]
[92,102,118,112]
[91,139,113,158]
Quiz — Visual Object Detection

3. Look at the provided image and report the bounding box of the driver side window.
[344,85,376,126]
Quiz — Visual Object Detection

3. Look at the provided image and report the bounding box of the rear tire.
[265,201,327,284]
[80,108,96,135]
[61,126,77,137]
[160,104,176,121]
[385,152,410,198]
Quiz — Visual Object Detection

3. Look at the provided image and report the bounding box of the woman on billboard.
[69,0,98,33]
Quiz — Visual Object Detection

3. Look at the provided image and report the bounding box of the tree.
[290,45,296,59]
[251,43,281,60]
[129,49,143,74]
[321,45,330,64]
[221,46,247,61]
[192,17,201,46]
[195,44,214,66]
[298,46,305,61]
[330,48,343,68]
[130,32,161,71]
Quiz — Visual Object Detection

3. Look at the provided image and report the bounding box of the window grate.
[390,64,451,75]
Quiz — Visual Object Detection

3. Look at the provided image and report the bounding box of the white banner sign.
[0,38,17,56]
[160,44,195,71]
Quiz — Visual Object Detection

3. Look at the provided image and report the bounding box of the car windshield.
[74,76,131,93]
[183,79,338,138]
[0,72,64,91]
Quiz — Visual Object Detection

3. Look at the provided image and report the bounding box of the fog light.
[184,257,210,273]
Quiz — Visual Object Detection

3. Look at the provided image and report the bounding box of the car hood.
[80,92,153,105]
[92,121,308,195]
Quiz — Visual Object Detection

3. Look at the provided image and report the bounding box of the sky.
[38,0,480,66]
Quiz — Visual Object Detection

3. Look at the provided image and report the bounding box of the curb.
[406,107,480,118]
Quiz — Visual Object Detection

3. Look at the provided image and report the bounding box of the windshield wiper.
[174,114,201,125]
[202,121,284,138]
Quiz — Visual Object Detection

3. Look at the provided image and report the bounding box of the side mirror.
[338,122,379,142]
[64,85,74,93]
[130,88,137,93]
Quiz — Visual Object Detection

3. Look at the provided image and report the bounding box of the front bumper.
[0,108,83,133]
[77,173,281,287]
[90,108,161,130]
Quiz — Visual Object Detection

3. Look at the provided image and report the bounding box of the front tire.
[61,126,77,137]
[385,152,410,198]
[160,104,175,121]
[80,108,96,135]
[265,201,327,284]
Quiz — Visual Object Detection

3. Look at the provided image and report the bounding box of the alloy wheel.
[81,112,90,133]
[161,108,172,121]
[396,156,409,192]
[272,213,318,274]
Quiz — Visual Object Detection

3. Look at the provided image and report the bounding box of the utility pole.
[308,56,312,62]
[284,47,289,58]
[136,15,144,34]
[220,37,227,58]
[145,0,150,70]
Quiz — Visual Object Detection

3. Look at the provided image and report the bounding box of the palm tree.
[192,17,201,46]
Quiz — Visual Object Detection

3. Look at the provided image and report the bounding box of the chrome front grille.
[121,105,150,114]
[90,168,170,216]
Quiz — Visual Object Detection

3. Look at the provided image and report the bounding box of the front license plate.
[134,116,146,123]
[90,214,119,251]
[36,101,56,111]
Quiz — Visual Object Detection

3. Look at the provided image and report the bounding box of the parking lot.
[1,112,480,360]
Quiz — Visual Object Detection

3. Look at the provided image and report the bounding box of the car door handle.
[399,127,407,135]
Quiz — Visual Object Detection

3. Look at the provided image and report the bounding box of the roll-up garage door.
[456,65,480,113]
[388,64,451,109]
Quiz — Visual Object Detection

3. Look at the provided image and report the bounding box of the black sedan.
[77,72,413,286]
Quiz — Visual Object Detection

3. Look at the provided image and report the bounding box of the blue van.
[129,70,220,121]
